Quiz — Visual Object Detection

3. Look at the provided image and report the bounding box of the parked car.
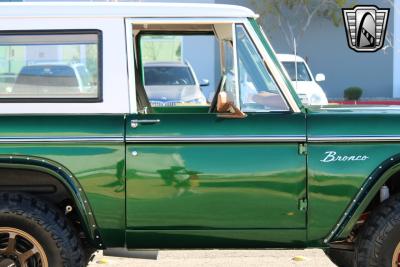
[11,63,96,97]
[144,61,208,107]
[0,3,399,267]
[277,54,328,106]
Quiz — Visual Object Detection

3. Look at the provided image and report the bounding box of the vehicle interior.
[132,22,289,116]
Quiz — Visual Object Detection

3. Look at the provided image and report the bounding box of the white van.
[277,54,329,106]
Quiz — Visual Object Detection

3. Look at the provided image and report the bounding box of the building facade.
[227,0,397,100]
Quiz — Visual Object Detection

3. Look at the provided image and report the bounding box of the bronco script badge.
[342,5,390,52]
[321,151,369,163]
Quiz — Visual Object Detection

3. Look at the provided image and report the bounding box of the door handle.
[131,119,160,128]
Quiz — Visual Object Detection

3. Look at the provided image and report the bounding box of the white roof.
[0,2,257,19]
[276,54,306,62]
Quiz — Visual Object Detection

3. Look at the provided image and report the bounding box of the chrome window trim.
[124,17,302,114]
[126,135,306,143]
[308,135,400,143]
[0,136,124,143]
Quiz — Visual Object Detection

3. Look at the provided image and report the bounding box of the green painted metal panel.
[126,229,306,249]
[126,143,305,229]
[125,112,306,247]
[0,115,126,247]
[307,109,400,245]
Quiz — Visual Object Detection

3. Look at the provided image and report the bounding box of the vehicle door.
[124,19,307,248]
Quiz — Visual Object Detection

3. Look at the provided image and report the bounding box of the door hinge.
[299,143,307,155]
[299,198,308,211]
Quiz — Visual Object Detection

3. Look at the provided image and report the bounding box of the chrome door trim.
[126,135,306,143]
[308,135,400,143]
[0,136,124,143]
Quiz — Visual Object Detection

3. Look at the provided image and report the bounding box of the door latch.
[131,119,161,128]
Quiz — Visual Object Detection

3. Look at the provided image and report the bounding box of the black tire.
[324,248,354,267]
[355,194,400,267]
[84,244,98,264]
[0,192,86,267]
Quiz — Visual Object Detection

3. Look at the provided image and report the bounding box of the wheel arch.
[0,154,103,248]
[327,153,400,243]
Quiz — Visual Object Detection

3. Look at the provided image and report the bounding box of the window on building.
[0,31,101,101]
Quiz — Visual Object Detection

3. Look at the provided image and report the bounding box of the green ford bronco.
[0,2,398,267]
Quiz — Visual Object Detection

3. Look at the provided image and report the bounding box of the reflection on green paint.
[0,115,126,247]
[307,109,400,245]
[125,112,307,248]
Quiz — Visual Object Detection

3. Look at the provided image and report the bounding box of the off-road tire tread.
[355,193,400,267]
[324,248,354,267]
[0,191,86,267]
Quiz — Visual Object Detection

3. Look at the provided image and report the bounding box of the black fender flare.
[0,154,103,248]
[325,153,400,243]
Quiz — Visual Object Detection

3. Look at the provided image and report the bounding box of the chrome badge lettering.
[321,151,369,163]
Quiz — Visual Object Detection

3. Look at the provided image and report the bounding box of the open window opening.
[131,22,289,115]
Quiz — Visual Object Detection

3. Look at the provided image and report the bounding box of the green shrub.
[344,87,363,101]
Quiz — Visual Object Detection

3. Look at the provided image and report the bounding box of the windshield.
[281,62,312,82]
[144,66,195,86]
